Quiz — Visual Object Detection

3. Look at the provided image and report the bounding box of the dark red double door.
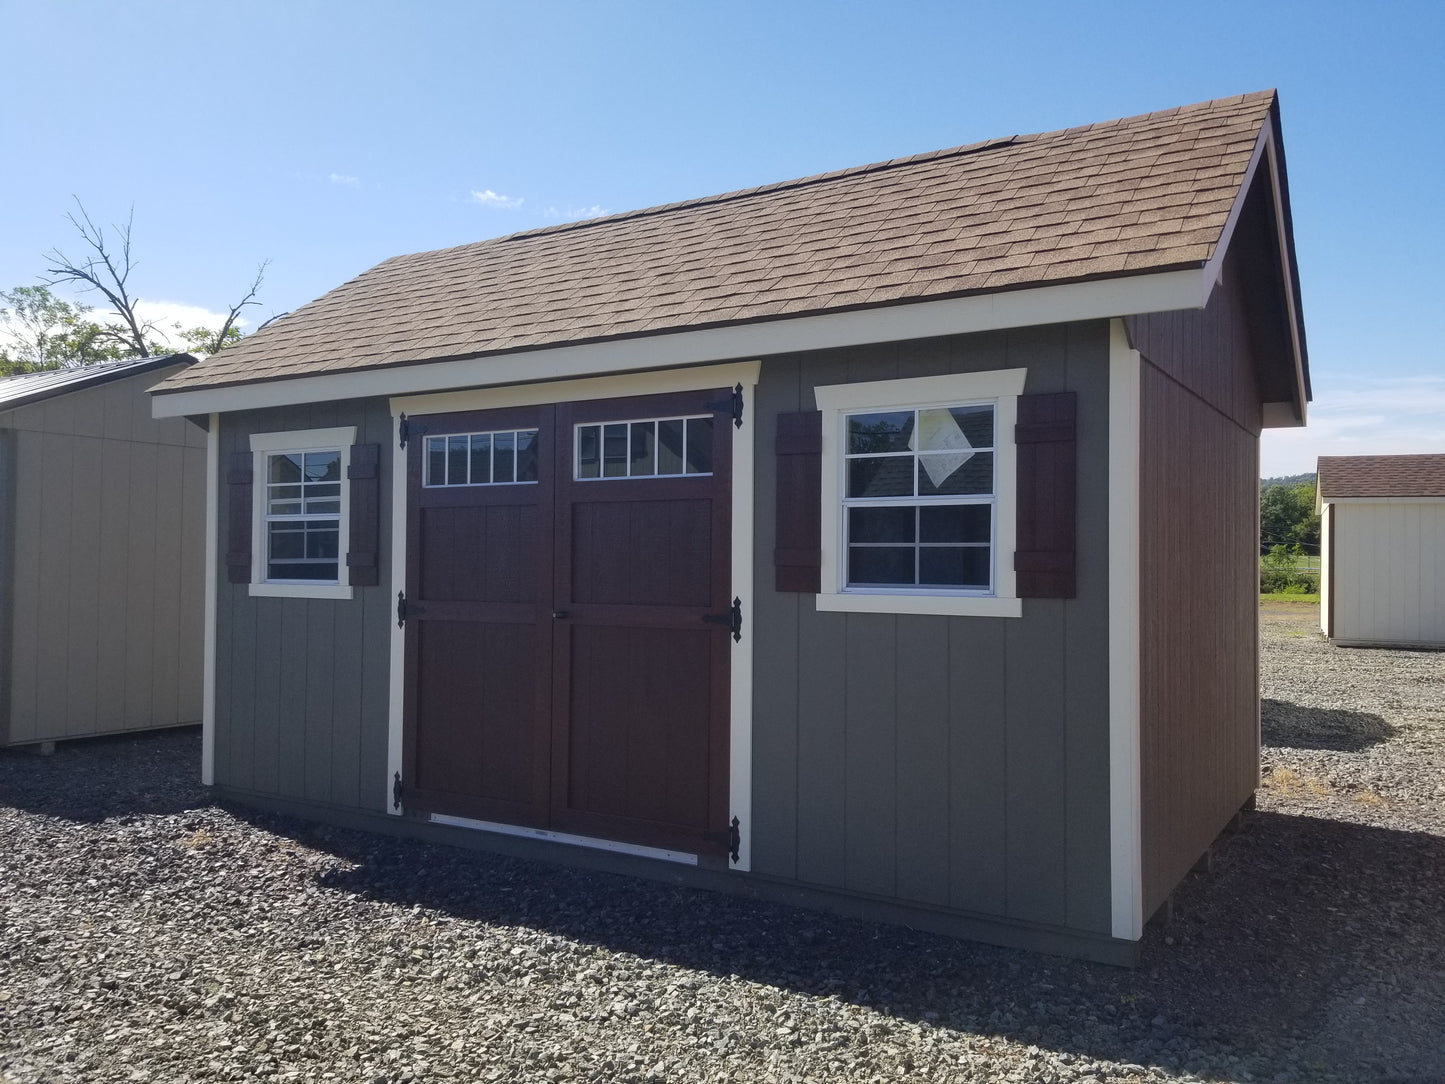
[401,390,732,855]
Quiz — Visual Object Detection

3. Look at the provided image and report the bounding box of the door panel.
[403,390,732,856]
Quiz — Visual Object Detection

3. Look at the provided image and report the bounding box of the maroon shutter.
[226,451,253,584]
[346,443,381,587]
[774,411,822,592]
[1014,391,1077,598]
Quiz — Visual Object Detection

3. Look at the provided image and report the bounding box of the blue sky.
[3,0,1441,475]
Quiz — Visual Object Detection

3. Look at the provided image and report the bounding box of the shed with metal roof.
[0,355,207,749]
[1318,454,1445,647]
[151,91,1309,962]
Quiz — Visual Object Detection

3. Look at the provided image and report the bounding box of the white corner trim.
[386,431,407,816]
[1107,319,1143,941]
[428,813,700,866]
[814,368,1026,616]
[392,360,762,417]
[151,270,1207,418]
[201,412,219,787]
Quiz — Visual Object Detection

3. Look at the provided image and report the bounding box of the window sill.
[815,591,1022,618]
[248,582,355,600]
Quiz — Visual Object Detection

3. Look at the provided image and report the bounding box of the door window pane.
[573,415,715,480]
[422,429,540,486]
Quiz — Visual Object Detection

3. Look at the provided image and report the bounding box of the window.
[815,369,1026,617]
[424,429,539,486]
[574,415,713,480]
[249,427,357,599]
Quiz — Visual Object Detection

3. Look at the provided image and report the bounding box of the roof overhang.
[153,267,1220,418]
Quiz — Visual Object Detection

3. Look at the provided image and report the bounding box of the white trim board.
[201,413,219,787]
[153,269,1208,418]
[385,363,761,873]
[1107,319,1144,941]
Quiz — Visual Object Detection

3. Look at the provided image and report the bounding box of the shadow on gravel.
[1262,698,1397,751]
[236,801,1445,1084]
[0,726,207,822]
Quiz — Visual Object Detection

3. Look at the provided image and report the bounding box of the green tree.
[1260,480,1320,554]
[0,285,128,375]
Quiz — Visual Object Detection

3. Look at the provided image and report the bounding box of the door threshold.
[428,812,700,866]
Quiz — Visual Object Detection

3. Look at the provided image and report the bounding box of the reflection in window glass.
[423,429,540,486]
[573,415,714,481]
[842,402,996,593]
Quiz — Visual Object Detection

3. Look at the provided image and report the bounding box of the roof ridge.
[386,89,1277,264]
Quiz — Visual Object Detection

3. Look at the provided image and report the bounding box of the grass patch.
[1260,591,1319,604]
[1265,766,1333,797]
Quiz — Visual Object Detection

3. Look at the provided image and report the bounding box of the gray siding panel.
[751,322,1113,933]
[213,399,395,810]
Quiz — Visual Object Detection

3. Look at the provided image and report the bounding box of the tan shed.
[1318,454,1445,648]
[0,355,207,749]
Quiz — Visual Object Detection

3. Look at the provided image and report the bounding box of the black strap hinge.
[393,771,404,811]
[398,413,428,449]
[729,816,741,864]
[706,383,744,429]
[702,597,742,642]
[397,590,427,628]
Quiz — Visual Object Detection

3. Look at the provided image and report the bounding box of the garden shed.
[1317,454,1445,648]
[150,91,1309,963]
[0,354,206,749]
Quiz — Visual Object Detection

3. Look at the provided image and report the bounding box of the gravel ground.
[2,603,1442,1084]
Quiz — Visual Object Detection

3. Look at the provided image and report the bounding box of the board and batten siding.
[212,399,394,811]
[750,322,1114,935]
[0,365,206,746]
[1127,249,1263,919]
[1328,501,1445,647]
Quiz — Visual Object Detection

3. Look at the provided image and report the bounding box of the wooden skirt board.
[401,390,733,856]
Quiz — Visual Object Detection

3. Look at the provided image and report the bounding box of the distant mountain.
[1262,473,1316,488]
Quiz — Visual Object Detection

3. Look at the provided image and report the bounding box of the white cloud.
[328,173,360,188]
[1261,375,1445,476]
[543,204,611,221]
[470,189,524,210]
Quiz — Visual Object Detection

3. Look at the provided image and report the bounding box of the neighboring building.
[151,91,1309,963]
[0,355,206,749]
[1317,454,1445,648]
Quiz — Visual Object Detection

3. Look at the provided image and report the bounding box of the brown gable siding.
[158,93,1278,395]
[1134,263,1264,919]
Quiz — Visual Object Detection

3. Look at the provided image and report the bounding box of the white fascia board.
[1323,496,1445,506]
[152,269,1207,418]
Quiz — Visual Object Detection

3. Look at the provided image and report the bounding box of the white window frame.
[815,369,1026,618]
[249,426,357,600]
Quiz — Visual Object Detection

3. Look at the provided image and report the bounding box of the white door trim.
[385,362,761,873]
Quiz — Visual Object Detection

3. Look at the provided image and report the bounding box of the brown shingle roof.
[1317,455,1445,499]
[159,91,1277,394]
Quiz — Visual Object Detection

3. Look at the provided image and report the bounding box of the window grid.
[424,429,540,487]
[574,414,713,481]
[264,449,342,584]
[842,403,996,592]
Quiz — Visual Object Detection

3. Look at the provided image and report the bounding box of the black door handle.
[552,610,569,619]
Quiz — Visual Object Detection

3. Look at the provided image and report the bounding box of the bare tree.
[43,200,158,356]
[41,199,268,358]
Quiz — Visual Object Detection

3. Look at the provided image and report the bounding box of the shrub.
[1260,545,1318,594]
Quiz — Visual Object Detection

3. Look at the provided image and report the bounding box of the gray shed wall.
[749,322,1114,935]
[0,365,206,745]
[212,399,395,811]
[212,324,1114,939]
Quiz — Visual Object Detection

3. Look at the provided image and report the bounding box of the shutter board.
[346,443,381,587]
[225,451,253,585]
[774,411,822,593]
[1014,392,1077,599]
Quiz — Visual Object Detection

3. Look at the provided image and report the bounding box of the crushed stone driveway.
[2,603,1442,1084]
